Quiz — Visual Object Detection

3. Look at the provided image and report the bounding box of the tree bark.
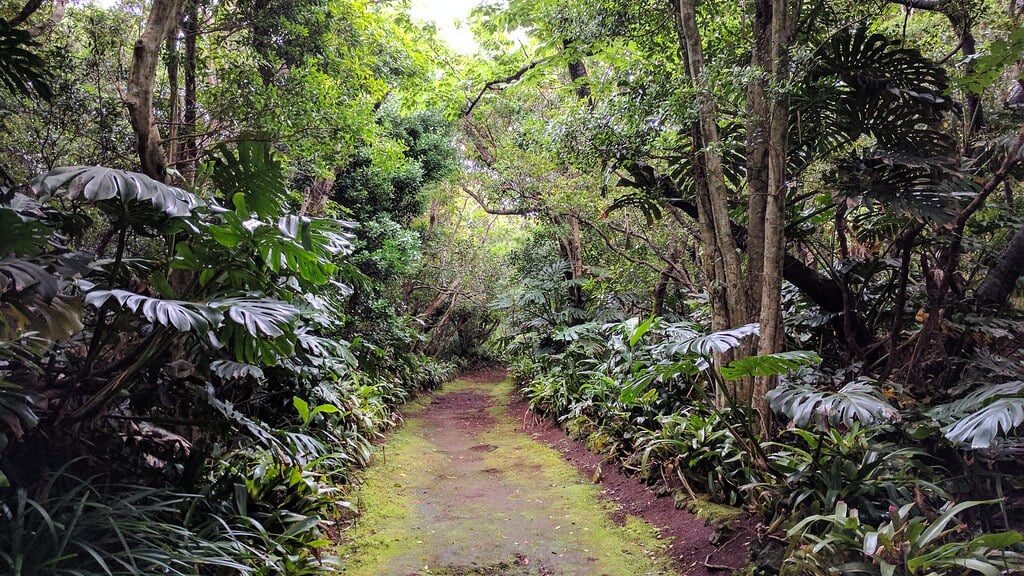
[126,0,182,181]
[753,0,798,434]
[745,0,771,318]
[299,177,332,217]
[670,0,748,333]
[181,0,199,184]
[563,39,594,106]
[165,26,181,168]
[974,224,1024,309]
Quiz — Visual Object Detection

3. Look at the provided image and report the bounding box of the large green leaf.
[32,167,203,218]
[0,257,57,301]
[927,381,1024,449]
[0,20,51,100]
[767,379,899,428]
[210,297,299,338]
[0,207,50,256]
[794,28,954,161]
[210,359,266,381]
[661,323,760,357]
[720,350,822,380]
[940,397,1024,450]
[838,151,970,225]
[210,141,286,219]
[0,384,47,442]
[85,289,221,334]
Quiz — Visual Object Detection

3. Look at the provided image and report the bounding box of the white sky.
[409,0,481,55]
[86,0,482,55]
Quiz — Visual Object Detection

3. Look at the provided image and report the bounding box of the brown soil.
[498,370,758,576]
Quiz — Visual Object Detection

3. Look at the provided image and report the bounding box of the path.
[339,373,681,576]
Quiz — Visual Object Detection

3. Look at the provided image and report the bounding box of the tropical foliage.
[3,0,1024,574]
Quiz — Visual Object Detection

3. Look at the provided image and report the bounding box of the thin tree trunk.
[165,26,181,168]
[754,0,798,434]
[974,224,1024,309]
[181,0,198,184]
[746,0,771,318]
[563,39,594,106]
[126,0,182,180]
[671,0,748,332]
[299,177,333,217]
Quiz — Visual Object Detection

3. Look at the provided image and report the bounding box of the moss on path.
[338,376,680,576]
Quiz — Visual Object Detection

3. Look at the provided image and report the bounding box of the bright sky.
[86,0,483,55]
[409,0,481,55]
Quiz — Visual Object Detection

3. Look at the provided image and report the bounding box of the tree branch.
[461,185,535,216]
[462,57,552,117]
[886,0,943,9]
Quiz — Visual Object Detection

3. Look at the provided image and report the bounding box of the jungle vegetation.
[1,0,1024,574]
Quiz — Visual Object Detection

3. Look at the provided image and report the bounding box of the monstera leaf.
[838,151,973,225]
[211,297,299,338]
[767,378,900,428]
[927,381,1024,449]
[32,166,203,218]
[0,207,51,256]
[85,289,222,334]
[210,359,266,381]
[793,28,955,162]
[210,141,286,219]
[720,350,822,380]
[660,323,761,357]
[0,257,57,301]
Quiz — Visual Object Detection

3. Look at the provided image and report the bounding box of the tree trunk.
[745,0,771,318]
[974,224,1024,309]
[670,0,748,333]
[946,11,984,143]
[754,0,798,434]
[181,0,199,185]
[165,26,181,168]
[563,39,594,106]
[299,177,333,217]
[126,0,182,181]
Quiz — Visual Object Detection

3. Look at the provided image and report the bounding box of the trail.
[339,373,681,576]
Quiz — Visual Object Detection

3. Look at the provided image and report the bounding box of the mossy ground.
[337,377,680,576]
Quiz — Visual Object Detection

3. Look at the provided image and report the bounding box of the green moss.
[337,376,681,575]
[337,420,444,575]
[675,493,744,524]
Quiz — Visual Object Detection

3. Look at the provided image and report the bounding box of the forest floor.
[337,370,754,575]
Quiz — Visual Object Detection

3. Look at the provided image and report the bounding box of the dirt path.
[339,374,682,575]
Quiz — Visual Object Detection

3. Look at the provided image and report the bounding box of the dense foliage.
[3,0,1024,574]
[453,0,1024,574]
[0,1,458,573]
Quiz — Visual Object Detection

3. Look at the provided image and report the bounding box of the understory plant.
[785,500,1024,576]
[0,147,454,573]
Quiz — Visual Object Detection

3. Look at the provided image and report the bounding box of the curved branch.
[462,57,552,117]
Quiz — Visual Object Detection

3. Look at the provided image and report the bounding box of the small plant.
[786,500,1024,576]
[763,425,940,523]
